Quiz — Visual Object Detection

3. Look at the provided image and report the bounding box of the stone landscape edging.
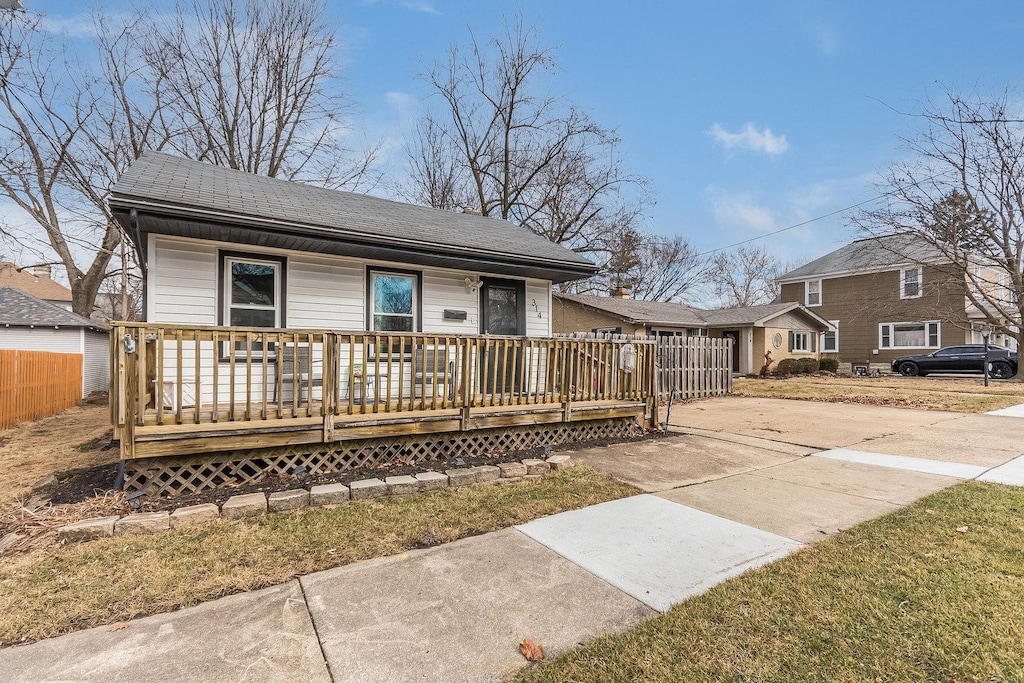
[57,455,574,544]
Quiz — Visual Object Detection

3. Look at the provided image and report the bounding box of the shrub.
[798,357,820,374]
[819,357,839,373]
[775,358,801,375]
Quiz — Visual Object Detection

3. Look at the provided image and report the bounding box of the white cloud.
[705,187,778,232]
[708,123,789,156]
[361,0,439,14]
[808,21,839,56]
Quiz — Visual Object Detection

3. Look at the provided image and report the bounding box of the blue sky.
[26,0,1024,267]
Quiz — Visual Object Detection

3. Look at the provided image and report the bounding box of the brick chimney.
[33,264,52,279]
[610,286,631,300]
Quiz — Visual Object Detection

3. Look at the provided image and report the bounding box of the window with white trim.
[805,279,822,306]
[900,267,923,299]
[790,331,811,352]
[822,320,839,353]
[880,321,939,349]
[369,270,418,332]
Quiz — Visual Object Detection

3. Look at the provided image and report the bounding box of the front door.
[723,330,741,373]
[480,279,525,393]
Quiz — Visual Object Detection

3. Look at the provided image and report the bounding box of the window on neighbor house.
[369,270,418,332]
[790,331,812,352]
[822,321,839,353]
[900,267,923,299]
[880,321,939,349]
[805,280,822,306]
[222,253,284,356]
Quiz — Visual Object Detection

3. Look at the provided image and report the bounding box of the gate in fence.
[555,333,732,401]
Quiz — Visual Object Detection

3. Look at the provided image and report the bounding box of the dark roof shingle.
[110,153,597,280]
[778,234,945,282]
[0,288,108,330]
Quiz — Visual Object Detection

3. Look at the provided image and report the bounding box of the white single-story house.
[0,287,110,397]
[107,153,653,492]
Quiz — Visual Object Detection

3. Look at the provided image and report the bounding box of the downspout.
[128,209,148,322]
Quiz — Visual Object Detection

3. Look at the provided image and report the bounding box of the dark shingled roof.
[554,293,831,330]
[109,152,598,283]
[778,233,945,282]
[554,292,707,326]
[0,288,108,330]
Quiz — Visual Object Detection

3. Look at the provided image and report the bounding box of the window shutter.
[788,331,794,352]
[811,331,817,352]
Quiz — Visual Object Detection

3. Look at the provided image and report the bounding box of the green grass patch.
[515,481,1024,683]
[0,467,636,646]
[72,436,103,452]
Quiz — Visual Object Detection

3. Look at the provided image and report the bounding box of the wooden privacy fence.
[655,336,733,400]
[0,350,82,429]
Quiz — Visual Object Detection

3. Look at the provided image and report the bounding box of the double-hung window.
[822,320,839,353]
[879,321,939,349]
[222,253,284,356]
[790,331,811,352]
[805,279,822,306]
[900,267,923,299]
[369,270,418,332]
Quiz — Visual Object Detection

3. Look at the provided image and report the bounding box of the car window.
[934,347,965,356]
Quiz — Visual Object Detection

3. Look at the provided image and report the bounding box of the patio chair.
[412,346,454,400]
[273,344,323,404]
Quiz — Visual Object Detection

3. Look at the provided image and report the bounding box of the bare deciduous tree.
[0,10,118,317]
[407,17,647,258]
[709,245,782,307]
[144,0,378,188]
[853,90,1024,354]
[0,0,376,318]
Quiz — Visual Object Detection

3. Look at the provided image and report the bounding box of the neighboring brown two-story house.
[777,234,1005,372]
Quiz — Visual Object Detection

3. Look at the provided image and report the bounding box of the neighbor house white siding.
[0,326,109,398]
[81,329,110,396]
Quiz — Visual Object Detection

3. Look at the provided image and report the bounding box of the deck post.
[122,332,138,459]
[460,337,472,430]
[323,332,338,442]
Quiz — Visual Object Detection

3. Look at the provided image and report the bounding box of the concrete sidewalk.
[4,399,1023,682]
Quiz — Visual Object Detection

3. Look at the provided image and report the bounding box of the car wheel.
[990,361,1014,379]
[898,361,920,377]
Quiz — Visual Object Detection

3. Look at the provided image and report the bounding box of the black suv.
[891,344,1018,378]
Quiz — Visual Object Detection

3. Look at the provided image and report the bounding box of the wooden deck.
[111,324,657,460]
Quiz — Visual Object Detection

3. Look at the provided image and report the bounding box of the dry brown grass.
[0,403,115,506]
[0,467,637,647]
[515,482,1024,682]
[733,375,1024,413]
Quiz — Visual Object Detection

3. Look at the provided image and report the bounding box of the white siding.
[146,236,559,408]
[82,329,110,396]
[288,253,364,329]
[525,279,552,337]
[0,327,82,353]
[422,272,478,334]
[149,237,218,325]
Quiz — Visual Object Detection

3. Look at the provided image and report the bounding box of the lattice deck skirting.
[123,417,643,497]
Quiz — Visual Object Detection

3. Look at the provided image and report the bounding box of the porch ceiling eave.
[113,207,599,285]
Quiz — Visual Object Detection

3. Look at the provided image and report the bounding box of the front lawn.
[0,467,637,647]
[514,481,1024,683]
[733,375,1024,412]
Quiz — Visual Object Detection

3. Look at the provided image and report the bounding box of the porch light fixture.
[464,277,482,294]
[981,323,992,387]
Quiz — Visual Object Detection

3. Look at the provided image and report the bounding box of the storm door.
[480,279,526,395]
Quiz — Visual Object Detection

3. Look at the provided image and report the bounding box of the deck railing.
[110,323,656,449]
